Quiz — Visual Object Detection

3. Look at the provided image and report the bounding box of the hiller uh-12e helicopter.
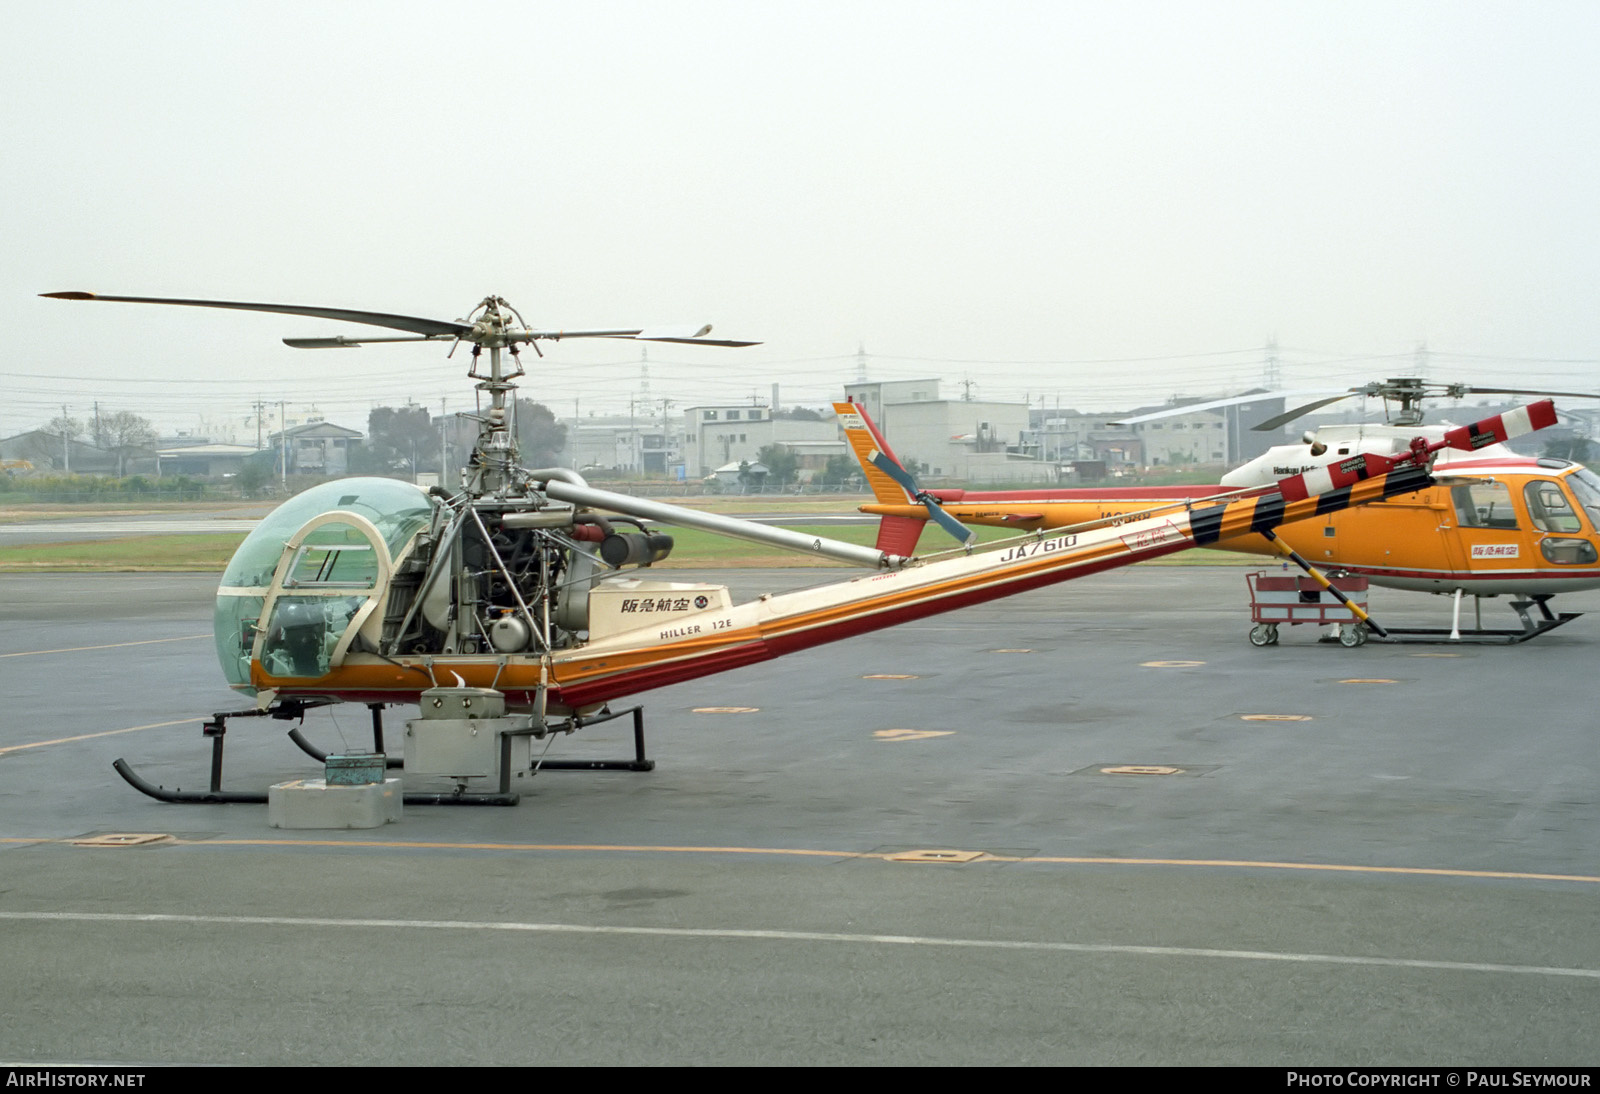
[44,293,1556,804]
[838,378,1596,642]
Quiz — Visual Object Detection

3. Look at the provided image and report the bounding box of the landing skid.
[1371,596,1582,645]
[114,699,653,806]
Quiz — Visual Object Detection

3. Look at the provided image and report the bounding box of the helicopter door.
[253,511,394,682]
[1446,480,1526,576]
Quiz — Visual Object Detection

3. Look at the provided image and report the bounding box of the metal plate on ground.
[70,833,173,847]
[886,849,986,864]
[1072,764,1220,778]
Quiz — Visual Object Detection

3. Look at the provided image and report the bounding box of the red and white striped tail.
[1441,399,1558,452]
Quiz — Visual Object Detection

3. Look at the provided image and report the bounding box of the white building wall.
[879,400,1034,480]
[683,405,772,476]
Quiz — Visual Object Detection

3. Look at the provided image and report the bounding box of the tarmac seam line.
[0,910,1595,981]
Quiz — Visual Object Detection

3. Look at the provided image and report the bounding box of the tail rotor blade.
[868,452,974,546]
[923,500,977,547]
[868,450,920,499]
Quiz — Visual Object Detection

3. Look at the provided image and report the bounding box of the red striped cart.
[1246,571,1372,647]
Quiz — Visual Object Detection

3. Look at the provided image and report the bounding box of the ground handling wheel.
[1249,623,1279,647]
[1338,623,1368,648]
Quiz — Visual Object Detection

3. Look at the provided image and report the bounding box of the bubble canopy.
[214,478,436,689]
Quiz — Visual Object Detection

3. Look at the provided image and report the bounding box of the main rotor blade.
[1438,399,1558,452]
[283,335,447,349]
[1458,386,1600,400]
[633,336,763,347]
[41,292,471,338]
[521,326,760,347]
[1111,389,1343,426]
[1251,393,1358,431]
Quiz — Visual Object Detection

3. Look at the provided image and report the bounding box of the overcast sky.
[5,1,1598,439]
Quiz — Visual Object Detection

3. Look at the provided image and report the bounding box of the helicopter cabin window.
[1451,481,1519,529]
[286,543,376,588]
[1564,468,1600,527]
[1523,480,1584,534]
[282,521,381,589]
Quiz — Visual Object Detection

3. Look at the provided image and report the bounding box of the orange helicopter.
[41,292,1552,805]
[836,389,1595,643]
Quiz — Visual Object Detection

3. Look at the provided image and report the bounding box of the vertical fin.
[833,401,916,506]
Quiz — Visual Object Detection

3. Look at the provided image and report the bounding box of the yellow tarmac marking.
[873,729,955,742]
[0,718,200,756]
[1241,714,1313,722]
[691,706,760,714]
[1141,660,1205,668]
[862,673,920,679]
[30,836,1600,885]
[1101,765,1184,775]
[0,634,210,659]
[1340,678,1398,684]
[989,649,1034,654]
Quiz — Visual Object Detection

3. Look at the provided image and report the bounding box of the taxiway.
[0,568,1595,1065]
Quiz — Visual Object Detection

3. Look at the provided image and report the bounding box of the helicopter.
[839,378,1595,642]
[1114,377,1600,491]
[41,293,1543,805]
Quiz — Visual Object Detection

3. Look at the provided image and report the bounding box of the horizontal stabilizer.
[874,514,928,558]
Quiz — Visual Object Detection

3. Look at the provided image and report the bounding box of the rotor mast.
[462,296,529,497]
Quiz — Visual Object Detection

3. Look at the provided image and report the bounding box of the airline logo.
[1470,544,1519,558]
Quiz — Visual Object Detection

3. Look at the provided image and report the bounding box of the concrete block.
[268,777,402,829]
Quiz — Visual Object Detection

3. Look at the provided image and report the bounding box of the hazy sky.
[5,1,1598,438]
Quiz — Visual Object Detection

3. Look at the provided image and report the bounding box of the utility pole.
[60,403,70,472]
[659,398,676,478]
[628,395,638,472]
[277,401,287,492]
